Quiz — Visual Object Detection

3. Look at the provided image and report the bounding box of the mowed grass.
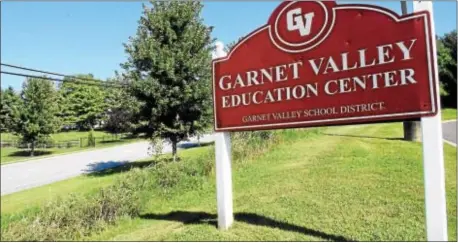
[1,171,121,214]
[1,131,143,164]
[89,123,455,242]
[442,108,457,121]
[2,122,456,241]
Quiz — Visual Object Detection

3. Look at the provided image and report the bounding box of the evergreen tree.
[225,36,245,53]
[121,1,214,161]
[0,86,22,133]
[14,77,60,156]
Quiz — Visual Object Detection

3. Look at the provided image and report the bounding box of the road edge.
[1,140,149,167]
[441,120,457,147]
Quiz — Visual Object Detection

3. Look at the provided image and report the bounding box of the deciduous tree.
[104,74,140,135]
[14,77,60,156]
[437,30,457,108]
[59,74,107,130]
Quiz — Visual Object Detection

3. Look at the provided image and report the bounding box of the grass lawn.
[1,172,117,214]
[1,122,456,241]
[1,131,144,164]
[442,108,457,121]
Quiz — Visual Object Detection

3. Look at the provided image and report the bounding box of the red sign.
[212,1,438,132]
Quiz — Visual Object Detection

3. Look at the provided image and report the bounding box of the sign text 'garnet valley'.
[218,39,418,122]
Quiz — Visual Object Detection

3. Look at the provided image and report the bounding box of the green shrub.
[1,170,146,241]
[231,131,278,164]
[87,130,95,147]
[153,161,184,191]
[149,130,279,194]
[148,135,164,159]
[152,155,212,194]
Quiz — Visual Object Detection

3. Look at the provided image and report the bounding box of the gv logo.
[286,8,315,36]
[270,1,331,52]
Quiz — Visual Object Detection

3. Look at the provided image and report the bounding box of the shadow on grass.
[177,141,214,150]
[97,137,143,144]
[84,160,153,177]
[7,150,53,158]
[97,140,123,144]
[139,211,354,242]
[83,139,210,177]
[322,133,403,141]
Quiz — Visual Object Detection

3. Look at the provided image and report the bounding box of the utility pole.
[401,1,422,142]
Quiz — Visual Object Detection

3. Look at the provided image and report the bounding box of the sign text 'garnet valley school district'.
[212,0,438,132]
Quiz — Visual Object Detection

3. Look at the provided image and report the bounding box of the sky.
[1,0,457,91]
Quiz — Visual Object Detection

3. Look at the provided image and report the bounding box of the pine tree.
[14,77,60,156]
[121,1,214,161]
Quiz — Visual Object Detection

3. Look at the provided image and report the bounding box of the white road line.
[441,120,456,146]
[443,139,457,147]
[442,119,457,123]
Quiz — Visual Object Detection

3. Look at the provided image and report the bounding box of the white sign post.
[413,1,448,241]
[212,41,234,230]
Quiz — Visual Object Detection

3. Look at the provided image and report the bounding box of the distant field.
[1,130,113,142]
[1,130,144,164]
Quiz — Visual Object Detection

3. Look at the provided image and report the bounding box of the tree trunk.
[30,141,35,157]
[403,121,422,142]
[172,141,177,162]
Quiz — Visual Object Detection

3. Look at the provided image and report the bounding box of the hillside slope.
[88,123,457,241]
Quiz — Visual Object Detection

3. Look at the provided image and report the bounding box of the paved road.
[1,134,215,195]
[443,120,457,145]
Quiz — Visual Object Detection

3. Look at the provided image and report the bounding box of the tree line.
[437,30,457,108]
[1,1,456,158]
[1,2,212,160]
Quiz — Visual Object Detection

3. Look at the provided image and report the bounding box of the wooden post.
[413,1,448,241]
[213,41,234,230]
[401,1,422,142]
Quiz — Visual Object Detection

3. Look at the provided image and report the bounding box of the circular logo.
[270,1,333,52]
